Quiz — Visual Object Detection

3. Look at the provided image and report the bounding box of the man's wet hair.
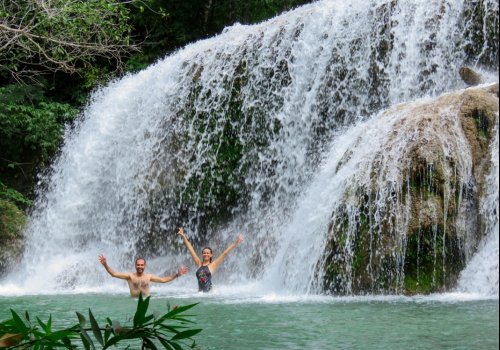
[135,257,146,264]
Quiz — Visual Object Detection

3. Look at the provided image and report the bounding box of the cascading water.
[457,120,499,296]
[1,0,498,296]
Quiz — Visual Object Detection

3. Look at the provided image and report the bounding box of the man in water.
[98,254,188,297]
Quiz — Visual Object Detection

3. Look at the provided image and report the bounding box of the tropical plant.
[0,294,202,349]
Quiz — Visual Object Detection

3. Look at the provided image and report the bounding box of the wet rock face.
[321,83,499,295]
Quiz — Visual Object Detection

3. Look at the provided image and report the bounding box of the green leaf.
[133,294,150,327]
[142,314,154,325]
[158,338,176,350]
[80,333,91,350]
[35,315,52,334]
[171,329,202,340]
[170,342,184,350]
[168,317,195,324]
[80,327,96,350]
[62,336,73,347]
[102,335,121,349]
[36,316,47,333]
[157,324,183,334]
[88,309,104,346]
[2,300,202,349]
[46,329,77,341]
[154,303,199,325]
[103,332,136,349]
[47,315,52,333]
[9,309,29,333]
[104,325,112,343]
[142,337,159,350]
[76,312,86,328]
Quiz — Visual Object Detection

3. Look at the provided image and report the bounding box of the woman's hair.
[202,247,213,263]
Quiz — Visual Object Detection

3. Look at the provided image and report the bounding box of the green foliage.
[0,199,26,240]
[0,181,32,207]
[0,294,202,349]
[0,84,78,164]
[0,83,78,202]
[123,0,313,70]
[0,0,137,84]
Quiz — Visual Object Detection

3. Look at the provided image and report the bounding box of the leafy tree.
[0,84,78,198]
[124,0,314,71]
[0,294,202,349]
[0,0,139,85]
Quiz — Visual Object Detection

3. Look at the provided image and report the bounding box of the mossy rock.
[0,200,26,276]
[321,84,499,295]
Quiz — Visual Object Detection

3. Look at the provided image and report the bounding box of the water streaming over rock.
[2,0,498,296]
[457,120,499,296]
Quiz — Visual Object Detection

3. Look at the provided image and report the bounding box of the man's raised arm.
[98,254,130,279]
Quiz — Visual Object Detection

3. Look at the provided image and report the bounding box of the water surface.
[1,291,498,349]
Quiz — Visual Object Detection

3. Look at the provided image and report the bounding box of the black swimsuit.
[196,265,212,292]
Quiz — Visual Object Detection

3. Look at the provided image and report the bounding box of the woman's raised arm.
[209,234,244,272]
[178,227,202,267]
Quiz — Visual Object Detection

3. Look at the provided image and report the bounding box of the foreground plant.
[0,294,201,349]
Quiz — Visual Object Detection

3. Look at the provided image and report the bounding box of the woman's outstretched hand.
[235,234,244,245]
[178,227,186,237]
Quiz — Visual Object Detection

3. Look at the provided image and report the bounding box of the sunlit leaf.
[76,312,86,328]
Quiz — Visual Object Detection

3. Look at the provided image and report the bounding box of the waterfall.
[457,120,499,296]
[1,0,498,296]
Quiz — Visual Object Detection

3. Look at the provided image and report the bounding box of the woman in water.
[177,227,244,292]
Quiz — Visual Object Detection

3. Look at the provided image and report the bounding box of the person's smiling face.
[202,248,213,263]
[135,259,146,274]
